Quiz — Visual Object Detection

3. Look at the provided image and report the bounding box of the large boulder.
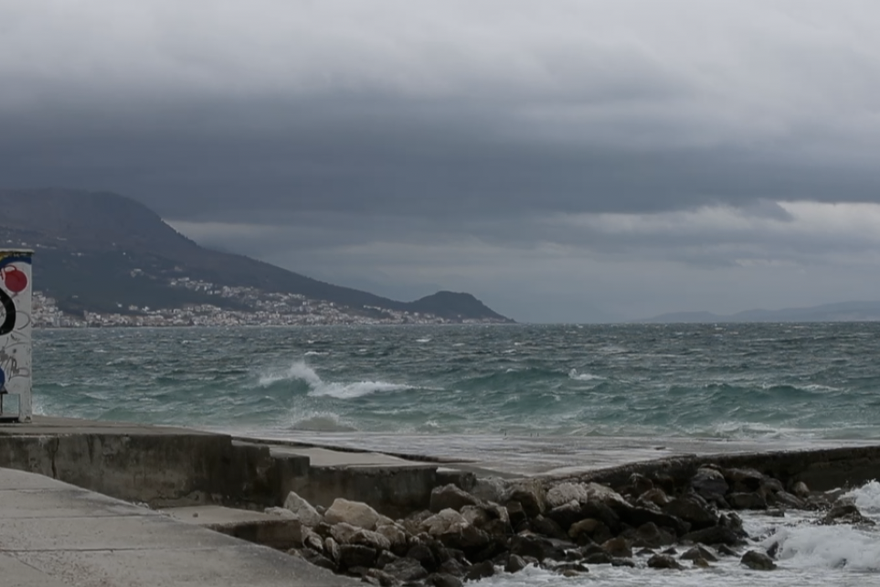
[821,502,876,526]
[546,483,590,508]
[601,537,632,559]
[680,544,718,562]
[430,484,480,513]
[569,518,612,545]
[504,480,547,518]
[283,491,323,527]
[664,496,718,530]
[548,501,586,531]
[647,554,684,570]
[421,509,469,537]
[471,477,508,503]
[691,468,729,504]
[376,523,409,555]
[681,525,744,547]
[741,550,776,570]
[723,468,765,494]
[633,522,675,548]
[324,498,382,530]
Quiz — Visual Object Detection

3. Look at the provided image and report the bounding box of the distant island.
[1,188,513,327]
[637,301,880,323]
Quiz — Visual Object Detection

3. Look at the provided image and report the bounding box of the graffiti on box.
[0,253,32,397]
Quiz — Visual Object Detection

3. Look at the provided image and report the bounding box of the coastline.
[3,417,880,585]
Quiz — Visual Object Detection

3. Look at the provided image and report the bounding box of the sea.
[33,322,880,585]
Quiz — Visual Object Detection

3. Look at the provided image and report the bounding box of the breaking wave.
[258,361,412,399]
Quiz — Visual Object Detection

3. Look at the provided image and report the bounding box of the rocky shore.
[273,462,874,585]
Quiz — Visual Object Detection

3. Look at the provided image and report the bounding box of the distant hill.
[0,188,512,323]
[638,301,880,323]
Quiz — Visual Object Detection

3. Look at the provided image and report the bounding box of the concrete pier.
[0,467,356,586]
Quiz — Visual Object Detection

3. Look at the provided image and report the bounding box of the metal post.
[0,250,33,423]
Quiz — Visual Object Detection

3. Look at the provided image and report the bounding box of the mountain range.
[0,188,512,323]
[638,301,880,323]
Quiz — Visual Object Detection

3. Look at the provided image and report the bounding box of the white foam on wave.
[568,368,605,382]
[763,523,880,572]
[416,338,432,343]
[258,361,411,399]
[845,480,880,513]
[303,351,326,357]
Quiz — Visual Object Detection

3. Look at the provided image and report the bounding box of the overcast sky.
[4,1,880,322]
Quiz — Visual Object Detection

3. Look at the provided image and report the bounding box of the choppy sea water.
[32,323,880,585]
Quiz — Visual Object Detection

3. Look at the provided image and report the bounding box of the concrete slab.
[0,415,217,437]
[166,505,304,550]
[267,444,435,469]
[0,468,357,586]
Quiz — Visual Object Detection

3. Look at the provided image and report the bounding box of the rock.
[579,501,621,535]
[530,515,568,540]
[509,534,563,562]
[584,483,630,508]
[376,550,399,568]
[724,468,765,494]
[283,491,323,527]
[741,550,776,570]
[300,548,337,572]
[438,558,465,577]
[383,557,428,582]
[471,477,508,503]
[406,544,437,571]
[553,562,589,576]
[639,488,671,508]
[439,524,491,556]
[421,509,469,536]
[324,498,382,531]
[691,468,729,503]
[547,501,584,531]
[376,523,409,555]
[772,491,808,510]
[664,496,718,530]
[363,568,398,587]
[505,501,529,529]
[505,554,528,573]
[302,528,324,552]
[504,480,547,518]
[633,522,675,548]
[821,502,876,526]
[601,537,633,559]
[611,558,636,568]
[680,544,718,562]
[647,554,684,570]
[330,522,361,545]
[546,483,590,508]
[615,503,690,537]
[692,557,711,568]
[628,473,654,496]
[681,525,743,547]
[662,547,678,555]
[465,560,495,581]
[761,477,784,496]
[569,518,611,545]
[350,529,392,551]
[426,573,463,587]
[583,551,612,565]
[728,492,768,510]
[430,484,480,513]
[324,537,340,563]
[338,544,378,570]
[265,506,297,519]
[791,481,811,498]
[717,544,739,557]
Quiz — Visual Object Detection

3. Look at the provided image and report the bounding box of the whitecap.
[416,338,432,343]
[303,351,326,357]
[309,380,411,400]
[568,368,605,382]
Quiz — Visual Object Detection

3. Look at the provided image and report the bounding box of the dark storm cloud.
[5,0,880,321]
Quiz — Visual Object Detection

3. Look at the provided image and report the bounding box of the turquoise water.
[32,322,880,585]
[34,323,880,440]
